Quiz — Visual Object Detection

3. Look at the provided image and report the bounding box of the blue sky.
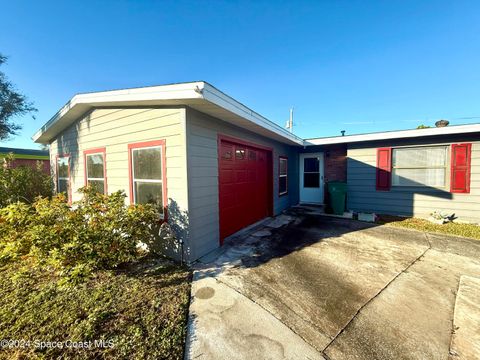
[1,0,480,149]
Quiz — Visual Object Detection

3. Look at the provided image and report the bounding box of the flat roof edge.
[305,123,480,146]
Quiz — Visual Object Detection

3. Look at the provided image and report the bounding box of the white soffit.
[32,82,304,146]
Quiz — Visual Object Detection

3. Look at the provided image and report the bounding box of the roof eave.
[33,81,304,146]
[305,124,480,146]
[32,81,206,144]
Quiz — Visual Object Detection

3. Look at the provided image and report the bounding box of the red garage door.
[219,137,272,243]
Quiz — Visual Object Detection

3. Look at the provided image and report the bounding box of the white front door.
[299,153,324,204]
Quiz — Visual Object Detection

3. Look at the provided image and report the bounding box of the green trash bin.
[327,181,347,215]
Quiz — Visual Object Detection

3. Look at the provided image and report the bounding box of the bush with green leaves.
[0,154,53,207]
[0,187,159,281]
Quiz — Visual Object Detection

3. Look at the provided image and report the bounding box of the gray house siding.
[49,107,189,259]
[185,107,300,261]
[347,135,480,222]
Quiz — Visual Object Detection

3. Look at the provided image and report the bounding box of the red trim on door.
[279,156,288,196]
[55,153,72,204]
[376,147,392,191]
[218,134,274,152]
[127,140,168,220]
[83,147,107,194]
[450,143,472,193]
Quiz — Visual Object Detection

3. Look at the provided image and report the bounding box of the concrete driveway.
[185,208,480,360]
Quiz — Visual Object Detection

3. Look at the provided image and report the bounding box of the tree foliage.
[0,154,53,207]
[0,53,36,140]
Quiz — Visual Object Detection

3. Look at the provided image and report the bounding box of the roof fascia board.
[305,124,480,146]
[202,83,303,145]
[33,81,304,145]
[33,82,204,143]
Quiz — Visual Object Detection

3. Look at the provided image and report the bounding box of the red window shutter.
[376,148,392,191]
[450,143,472,193]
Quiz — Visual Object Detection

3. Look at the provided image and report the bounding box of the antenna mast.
[286,107,294,133]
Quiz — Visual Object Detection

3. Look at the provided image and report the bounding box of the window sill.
[390,185,448,192]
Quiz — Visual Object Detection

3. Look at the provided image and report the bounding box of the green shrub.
[0,202,34,262]
[0,154,53,207]
[0,187,158,281]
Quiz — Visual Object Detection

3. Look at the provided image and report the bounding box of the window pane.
[222,149,232,160]
[392,168,446,187]
[304,173,320,188]
[133,147,162,180]
[134,181,164,213]
[87,154,104,179]
[279,176,287,194]
[304,158,319,172]
[393,147,446,168]
[58,179,69,194]
[87,179,105,194]
[279,158,287,175]
[57,158,69,178]
[235,148,245,160]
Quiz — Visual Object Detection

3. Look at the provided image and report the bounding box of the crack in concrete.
[205,230,435,359]
[424,232,433,248]
[321,242,432,356]
[213,275,330,356]
[322,352,333,360]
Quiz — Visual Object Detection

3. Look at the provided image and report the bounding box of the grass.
[0,256,191,360]
[378,215,480,240]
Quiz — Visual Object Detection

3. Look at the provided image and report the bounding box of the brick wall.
[324,145,347,182]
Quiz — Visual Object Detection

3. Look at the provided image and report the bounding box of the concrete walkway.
[185,209,480,360]
[449,276,480,359]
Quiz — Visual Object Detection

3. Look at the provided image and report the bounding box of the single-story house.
[33,81,480,262]
[0,146,50,173]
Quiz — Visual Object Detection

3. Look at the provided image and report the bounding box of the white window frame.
[85,152,106,193]
[279,157,288,196]
[131,145,164,218]
[56,156,70,200]
[392,145,448,188]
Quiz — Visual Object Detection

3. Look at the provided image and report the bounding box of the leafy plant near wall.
[0,154,53,207]
[0,187,159,283]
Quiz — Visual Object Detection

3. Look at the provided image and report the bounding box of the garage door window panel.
[235,147,246,160]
